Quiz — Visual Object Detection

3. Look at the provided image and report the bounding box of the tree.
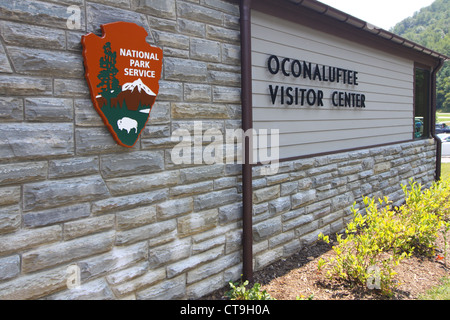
[390,0,449,111]
[97,42,121,107]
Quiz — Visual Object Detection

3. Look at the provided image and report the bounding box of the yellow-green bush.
[318,179,450,296]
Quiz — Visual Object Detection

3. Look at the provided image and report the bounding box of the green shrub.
[225,279,275,300]
[318,196,410,296]
[318,179,450,296]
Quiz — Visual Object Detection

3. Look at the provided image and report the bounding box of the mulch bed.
[203,230,450,300]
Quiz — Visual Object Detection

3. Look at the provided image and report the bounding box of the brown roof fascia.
[249,0,449,67]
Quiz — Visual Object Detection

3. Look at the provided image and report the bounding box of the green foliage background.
[390,0,450,111]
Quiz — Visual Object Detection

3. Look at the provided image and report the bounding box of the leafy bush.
[226,279,275,300]
[318,179,450,296]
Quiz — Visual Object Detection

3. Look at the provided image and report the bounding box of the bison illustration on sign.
[81,22,163,147]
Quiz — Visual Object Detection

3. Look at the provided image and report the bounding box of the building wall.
[0,0,438,300]
[251,139,436,271]
[0,0,243,300]
[252,11,415,160]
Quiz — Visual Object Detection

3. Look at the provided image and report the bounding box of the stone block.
[219,203,243,225]
[0,255,20,281]
[153,30,189,49]
[171,102,229,119]
[206,25,240,43]
[75,127,124,155]
[0,205,20,234]
[78,241,148,283]
[8,46,84,78]
[106,261,149,286]
[22,231,115,273]
[100,151,164,179]
[254,247,283,271]
[24,98,73,122]
[148,238,191,268]
[0,0,82,29]
[194,188,240,211]
[131,0,176,19]
[252,185,280,204]
[116,206,156,231]
[23,175,110,211]
[0,123,74,159]
[177,209,218,237]
[64,214,115,240]
[0,41,12,72]
[87,2,148,34]
[137,274,186,300]
[164,57,208,82]
[166,246,223,278]
[190,38,221,62]
[186,273,224,300]
[0,186,20,206]
[0,225,61,256]
[49,157,99,179]
[177,2,223,25]
[253,217,282,241]
[0,266,67,300]
[180,164,224,184]
[0,161,48,186]
[74,97,104,125]
[156,81,183,101]
[212,86,241,103]
[23,203,90,228]
[157,197,193,220]
[49,278,115,300]
[105,170,180,196]
[0,21,66,50]
[54,79,89,98]
[221,43,240,65]
[209,70,241,86]
[187,252,239,284]
[177,18,205,37]
[268,196,291,214]
[170,181,213,197]
[91,189,169,215]
[0,75,52,96]
[291,190,317,209]
[184,84,212,103]
[0,97,23,121]
[115,220,176,246]
[111,268,166,298]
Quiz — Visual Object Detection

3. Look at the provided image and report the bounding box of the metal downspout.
[240,0,253,282]
[431,59,445,181]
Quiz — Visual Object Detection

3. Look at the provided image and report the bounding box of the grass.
[418,162,450,300]
[442,163,450,182]
[437,113,450,125]
[419,277,450,300]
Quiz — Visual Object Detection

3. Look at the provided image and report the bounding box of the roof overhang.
[228,0,449,66]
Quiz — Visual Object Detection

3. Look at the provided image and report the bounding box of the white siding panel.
[251,11,414,160]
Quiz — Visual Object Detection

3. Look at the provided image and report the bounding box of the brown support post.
[240,0,253,282]
[431,59,444,181]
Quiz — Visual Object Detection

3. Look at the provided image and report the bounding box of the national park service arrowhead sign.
[82,22,163,148]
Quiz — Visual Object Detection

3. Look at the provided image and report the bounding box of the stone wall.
[251,139,437,271]
[0,0,438,300]
[0,0,243,300]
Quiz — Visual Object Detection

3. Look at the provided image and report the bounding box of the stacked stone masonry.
[0,0,437,300]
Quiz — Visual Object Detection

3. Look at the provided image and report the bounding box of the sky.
[318,0,436,30]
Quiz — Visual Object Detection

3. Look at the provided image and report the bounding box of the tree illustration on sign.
[97,42,121,107]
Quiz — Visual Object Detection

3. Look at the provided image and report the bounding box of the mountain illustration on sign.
[81,22,163,148]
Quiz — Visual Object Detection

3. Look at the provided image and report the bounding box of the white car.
[438,134,450,157]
